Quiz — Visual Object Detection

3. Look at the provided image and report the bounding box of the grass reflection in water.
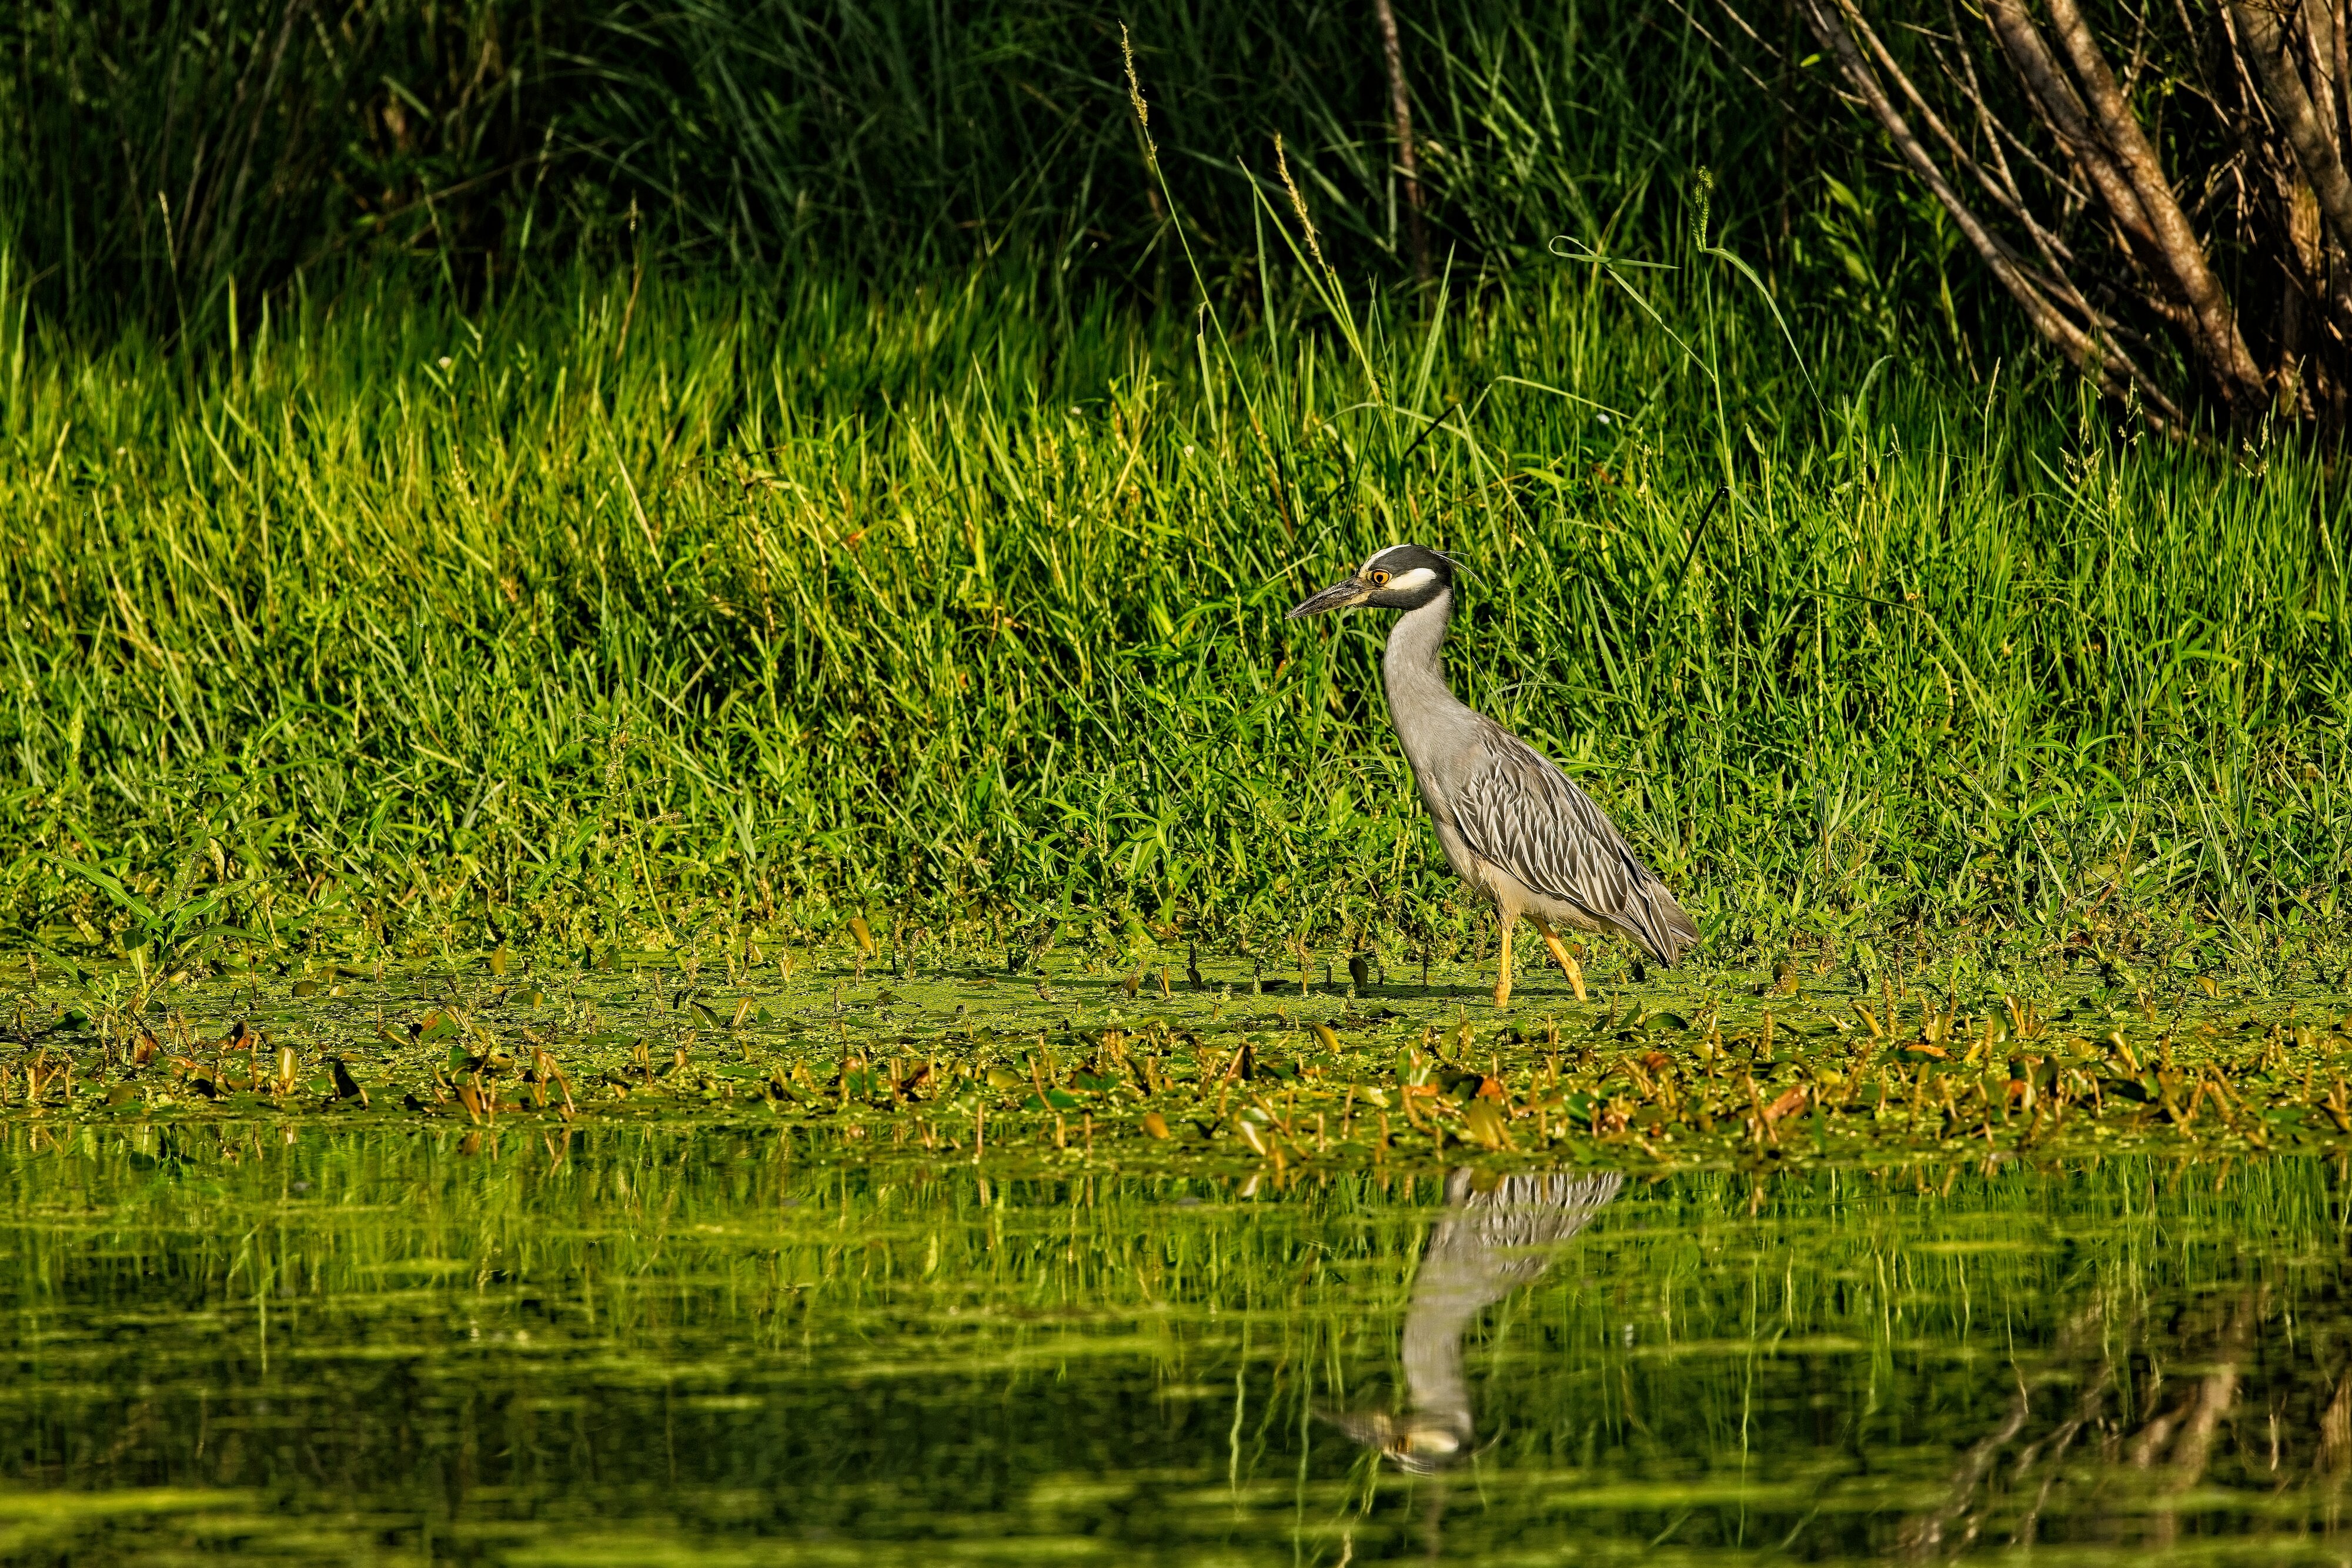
[1,1125,2347,1564]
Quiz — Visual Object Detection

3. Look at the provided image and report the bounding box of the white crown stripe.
[1358,544,1466,581]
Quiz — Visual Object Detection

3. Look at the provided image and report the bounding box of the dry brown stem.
[1372,0,1431,283]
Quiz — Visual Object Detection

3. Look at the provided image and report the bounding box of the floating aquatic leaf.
[1462,1098,1511,1150]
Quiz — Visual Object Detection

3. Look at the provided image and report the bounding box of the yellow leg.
[1532,916,1588,1002]
[1494,920,1514,1009]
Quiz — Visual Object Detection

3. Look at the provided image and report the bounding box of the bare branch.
[1934,8,2086,212]
[1690,0,2352,425]
[2235,2,2352,258]
[1982,0,2161,253]
[2302,0,2340,158]
[2333,0,2351,154]
[2044,0,2269,402]
[1845,3,2051,238]
[1797,0,2188,426]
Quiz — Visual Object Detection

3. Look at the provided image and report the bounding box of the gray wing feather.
[1453,723,1699,964]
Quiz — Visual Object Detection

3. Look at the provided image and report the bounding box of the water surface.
[4,1126,2347,1564]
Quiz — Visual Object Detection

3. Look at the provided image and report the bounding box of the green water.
[4,1127,2348,1564]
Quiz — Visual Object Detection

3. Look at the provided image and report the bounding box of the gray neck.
[1382,590,1473,745]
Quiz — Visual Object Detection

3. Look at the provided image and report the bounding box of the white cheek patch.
[1381,566,1437,594]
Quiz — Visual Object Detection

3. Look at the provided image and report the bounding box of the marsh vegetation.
[4,1,2351,1558]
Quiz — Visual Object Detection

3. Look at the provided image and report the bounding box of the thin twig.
[1372,0,1431,283]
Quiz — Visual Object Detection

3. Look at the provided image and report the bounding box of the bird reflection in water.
[1325,1168,1621,1474]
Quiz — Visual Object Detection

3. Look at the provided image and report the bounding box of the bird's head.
[1286,544,1459,618]
[1315,1405,1478,1475]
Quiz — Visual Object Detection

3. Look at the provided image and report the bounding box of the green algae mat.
[7,947,2352,1168]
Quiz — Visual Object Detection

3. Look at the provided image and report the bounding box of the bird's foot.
[1533,920,1588,1002]
[1492,974,1512,1009]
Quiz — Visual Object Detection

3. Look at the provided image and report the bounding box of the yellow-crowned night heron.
[1289,544,1699,1006]
[1321,1169,1623,1473]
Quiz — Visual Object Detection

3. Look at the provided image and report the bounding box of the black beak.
[1287,576,1371,618]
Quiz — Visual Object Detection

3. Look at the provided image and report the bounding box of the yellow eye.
[1371,570,1389,586]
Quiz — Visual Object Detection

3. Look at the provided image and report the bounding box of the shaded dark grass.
[2,0,1965,353]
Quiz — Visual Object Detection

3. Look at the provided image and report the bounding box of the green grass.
[0,226,2345,1001]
